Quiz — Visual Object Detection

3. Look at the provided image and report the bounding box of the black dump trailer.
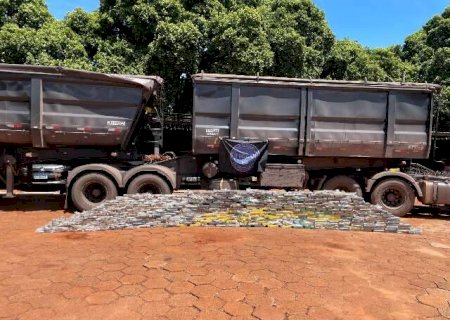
[166,73,443,216]
[0,64,447,216]
[191,73,435,159]
[0,64,175,211]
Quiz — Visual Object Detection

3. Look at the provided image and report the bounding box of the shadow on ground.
[0,193,65,212]
[409,206,450,221]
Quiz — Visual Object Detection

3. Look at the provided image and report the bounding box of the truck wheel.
[71,173,118,211]
[370,179,415,217]
[127,174,171,194]
[323,175,363,197]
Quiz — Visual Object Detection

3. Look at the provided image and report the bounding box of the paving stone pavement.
[38,190,420,234]
[0,198,449,320]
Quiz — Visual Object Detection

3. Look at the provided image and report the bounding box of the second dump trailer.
[169,73,442,216]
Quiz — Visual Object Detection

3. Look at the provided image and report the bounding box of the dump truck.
[0,64,446,216]
[0,64,175,211]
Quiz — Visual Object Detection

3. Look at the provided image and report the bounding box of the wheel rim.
[84,182,107,203]
[381,188,405,208]
[336,185,351,192]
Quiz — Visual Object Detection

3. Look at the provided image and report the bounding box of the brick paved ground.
[0,194,449,320]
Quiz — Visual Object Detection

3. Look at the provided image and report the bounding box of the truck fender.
[67,164,124,188]
[123,164,177,190]
[366,171,423,198]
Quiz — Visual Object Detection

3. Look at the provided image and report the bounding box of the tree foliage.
[399,8,450,130]
[0,0,448,129]
[146,20,202,112]
[0,0,52,28]
[204,6,273,74]
[0,21,89,67]
[264,0,334,77]
[321,39,385,80]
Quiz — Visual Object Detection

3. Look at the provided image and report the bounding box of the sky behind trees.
[46,0,450,48]
[314,0,450,47]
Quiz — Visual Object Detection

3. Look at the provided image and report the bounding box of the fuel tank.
[419,179,450,205]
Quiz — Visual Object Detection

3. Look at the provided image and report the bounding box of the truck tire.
[71,173,118,211]
[370,179,415,217]
[322,175,363,197]
[127,174,171,194]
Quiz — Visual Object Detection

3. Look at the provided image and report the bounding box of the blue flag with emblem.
[219,139,268,176]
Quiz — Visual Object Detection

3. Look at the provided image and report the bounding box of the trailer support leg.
[4,161,14,198]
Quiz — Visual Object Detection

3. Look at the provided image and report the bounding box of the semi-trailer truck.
[0,64,446,217]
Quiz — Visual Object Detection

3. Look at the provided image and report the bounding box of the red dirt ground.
[0,194,449,320]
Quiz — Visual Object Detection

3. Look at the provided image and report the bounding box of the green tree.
[93,39,144,74]
[321,39,385,81]
[402,30,434,68]
[400,7,450,131]
[222,0,264,9]
[0,0,52,28]
[370,47,417,82]
[0,20,89,68]
[204,6,273,74]
[65,8,102,58]
[264,0,334,77]
[146,20,202,112]
[98,0,190,46]
[424,8,450,49]
[181,0,224,17]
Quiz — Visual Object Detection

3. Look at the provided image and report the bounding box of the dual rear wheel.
[322,176,415,217]
[71,173,170,211]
